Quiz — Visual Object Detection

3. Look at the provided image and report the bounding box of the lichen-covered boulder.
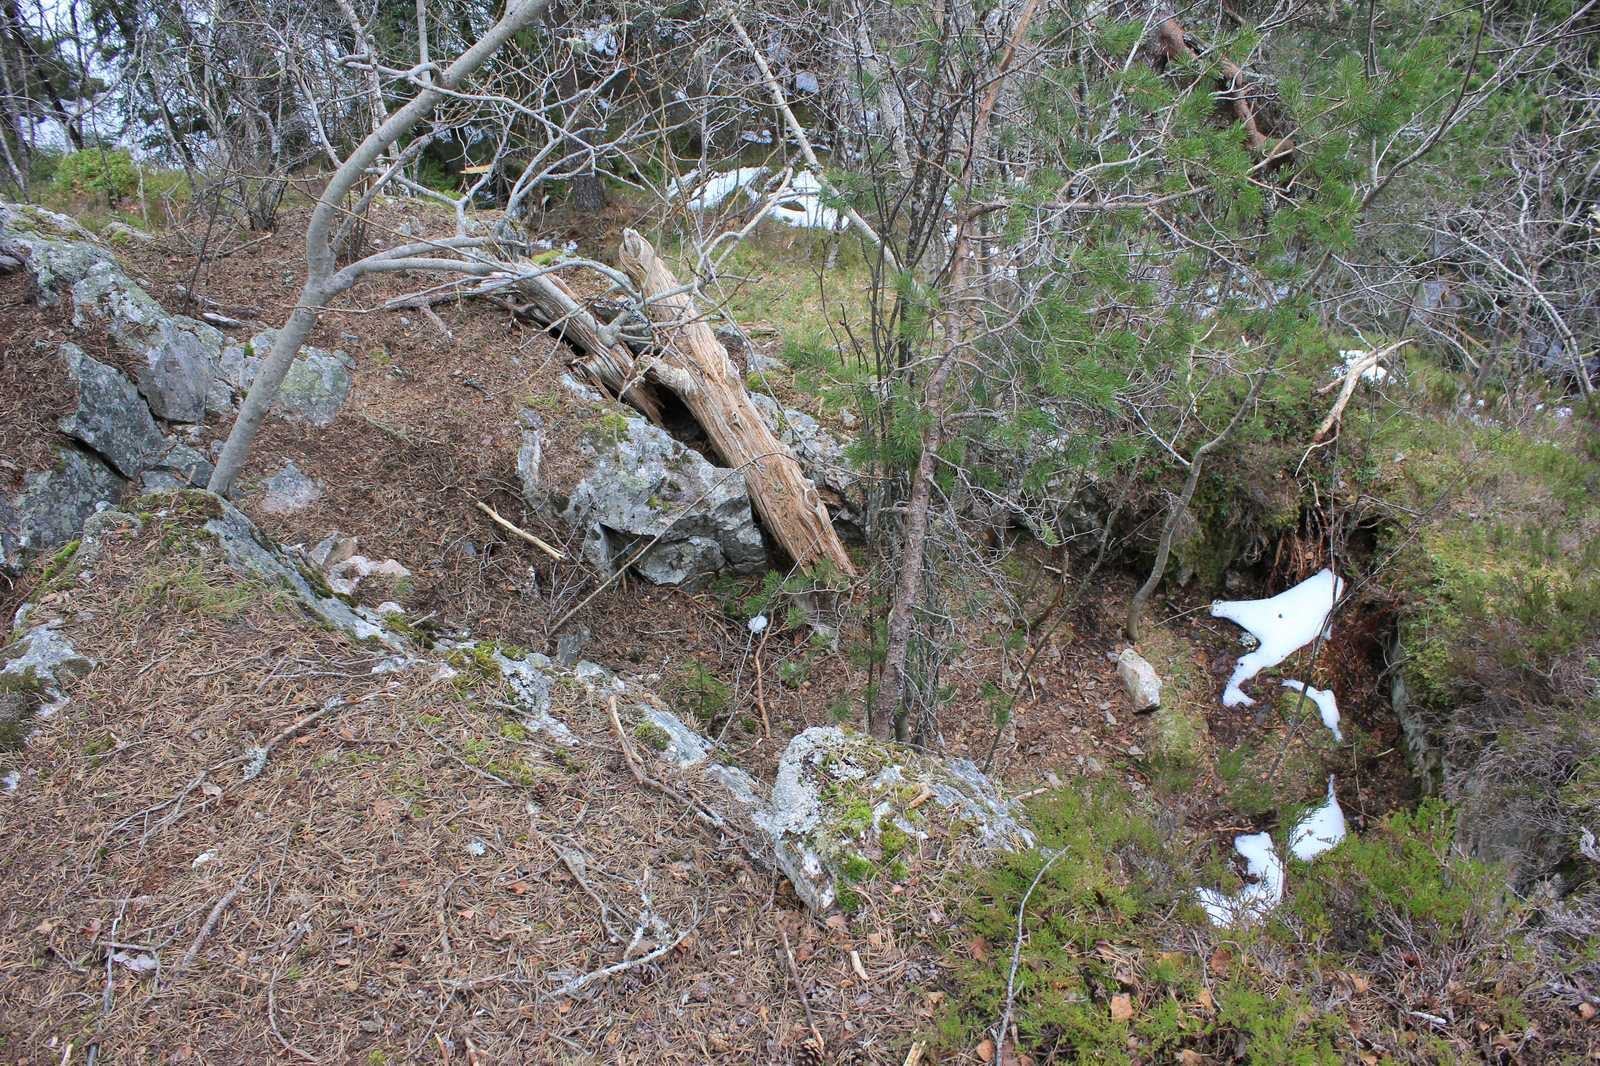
[56,343,165,478]
[2,618,95,777]
[757,727,1033,911]
[8,448,126,562]
[69,260,223,422]
[542,410,766,586]
[139,441,213,492]
[211,331,353,426]
[0,202,109,303]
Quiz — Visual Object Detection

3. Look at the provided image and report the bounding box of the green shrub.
[52,148,139,201]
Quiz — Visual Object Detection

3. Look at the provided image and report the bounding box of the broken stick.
[472,499,565,560]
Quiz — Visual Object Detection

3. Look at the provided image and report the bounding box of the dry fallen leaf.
[1111,993,1134,1023]
[975,1037,996,1062]
[1196,988,1215,1014]
[968,937,992,963]
[1577,1002,1597,1021]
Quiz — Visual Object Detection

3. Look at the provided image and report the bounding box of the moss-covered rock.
[757,726,1032,911]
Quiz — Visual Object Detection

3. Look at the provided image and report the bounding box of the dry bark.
[507,271,667,424]
[616,230,856,578]
[1155,19,1293,168]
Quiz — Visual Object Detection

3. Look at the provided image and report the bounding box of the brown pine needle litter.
[0,512,951,1063]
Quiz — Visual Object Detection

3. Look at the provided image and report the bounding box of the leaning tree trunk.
[617,230,856,578]
[208,0,550,496]
[511,271,664,423]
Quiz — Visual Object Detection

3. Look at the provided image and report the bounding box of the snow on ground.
[1198,777,1349,926]
[673,166,844,231]
[1280,679,1342,741]
[1196,832,1284,926]
[1338,348,1389,383]
[1211,568,1344,707]
[1289,777,1348,861]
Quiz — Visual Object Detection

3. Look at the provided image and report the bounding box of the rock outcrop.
[525,407,766,585]
[0,202,357,577]
[210,331,354,426]
[757,726,1033,911]
[57,343,165,477]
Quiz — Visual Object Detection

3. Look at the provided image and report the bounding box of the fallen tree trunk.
[387,270,668,425]
[507,272,668,424]
[617,229,856,578]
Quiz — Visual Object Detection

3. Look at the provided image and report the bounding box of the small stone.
[260,461,323,515]
[1117,648,1163,712]
[1125,744,1144,757]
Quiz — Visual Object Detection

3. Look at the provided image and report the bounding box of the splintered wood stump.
[617,229,856,577]
[510,271,667,425]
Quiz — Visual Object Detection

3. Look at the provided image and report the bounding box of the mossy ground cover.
[932,783,1590,1063]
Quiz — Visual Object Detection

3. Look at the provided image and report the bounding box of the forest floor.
[0,193,1422,1063]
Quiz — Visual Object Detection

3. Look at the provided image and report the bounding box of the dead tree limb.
[1154,19,1294,168]
[617,230,856,578]
[504,270,668,423]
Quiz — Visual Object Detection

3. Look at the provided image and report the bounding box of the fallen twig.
[472,500,564,560]
[994,849,1064,1066]
[166,874,252,986]
[779,925,825,1054]
[547,918,695,999]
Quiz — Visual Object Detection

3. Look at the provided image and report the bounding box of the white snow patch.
[673,167,844,230]
[1280,680,1342,741]
[1289,777,1347,861]
[1195,832,1284,926]
[765,171,844,230]
[191,849,218,869]
[3,770,19,793]
[794,71,820,94]
[679,166,769,211]
[1337,348,1389,384]
[1211,569,1344,707]
[579,24,617,56]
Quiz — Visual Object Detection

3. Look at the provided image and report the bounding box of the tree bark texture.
[617,229,856,578]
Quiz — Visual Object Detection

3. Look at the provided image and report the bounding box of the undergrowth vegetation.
[937,784,1587,1063]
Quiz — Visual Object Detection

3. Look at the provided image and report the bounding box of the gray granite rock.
[545,410,765,586]
[212,331,353,426]
[10,448,125,558]
[139,442,214,492]
[0,202,108,304]
[260,461,323,514]
[70,261,223,422]
[56,344,164,477]
[756,726,1032,911]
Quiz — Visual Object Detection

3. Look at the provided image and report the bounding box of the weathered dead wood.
[506,271,668,424]
[1155,19,1294,168]
[617,229,856,577]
